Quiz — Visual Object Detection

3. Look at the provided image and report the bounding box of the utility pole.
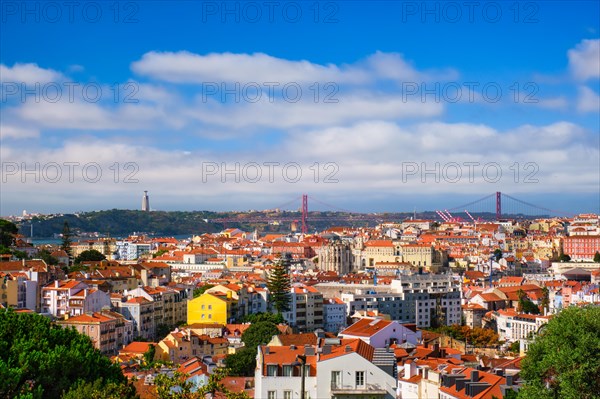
[298,354,307,399]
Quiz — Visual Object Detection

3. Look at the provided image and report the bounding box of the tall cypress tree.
[267,260,291,313]
[61,221,73,257]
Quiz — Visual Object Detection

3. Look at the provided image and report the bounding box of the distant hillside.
[24,210,222,237]
[19,209,508,238]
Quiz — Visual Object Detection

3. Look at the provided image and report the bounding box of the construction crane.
[445,210,456,222]
[465,210,476,223]
[436,210,450,222]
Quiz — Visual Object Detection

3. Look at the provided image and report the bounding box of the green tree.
[509,340,520,353]
[153,249,169,258]
[559,253,571,262]
[540,286,550,314]
[518,306,600,399]
[242,312,284,324]
[61,378,138,399]
[61,221,73,257]
[241,321,280,352]
[37,248,59,266]
[0,309,132,399]
[516,289,526,313]
[594,251,600,263]
[155,368,250,399]
[193,284,215,298]
[143,344,156,368]
[74,249,106,264]
[0,219,18,247]
[493,248,503,261]
[224,320,280,377]
[267,261,291,313]
[224,347,257,377]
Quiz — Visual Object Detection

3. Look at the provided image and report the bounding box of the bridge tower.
[496,191,501,220]
[301,194,308,234]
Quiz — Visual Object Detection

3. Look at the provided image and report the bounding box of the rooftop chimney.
[471,370,479,382]
[304,346,315,356]
[506,375,513,386]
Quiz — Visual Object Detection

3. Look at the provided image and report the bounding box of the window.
[282,365,293,376]
[208,314,212,319]
[208,305,212,310]
[331,371,342,389]
[201,314,205,319]
[355,371,365,388]
[283,391,292,399]
[267,391,276,399]
[201,305,205,310]
[267,365,278,376]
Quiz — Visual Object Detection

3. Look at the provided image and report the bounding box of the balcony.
[330,383,388,396]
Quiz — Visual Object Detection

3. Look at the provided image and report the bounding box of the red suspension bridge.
[210,192,576,232]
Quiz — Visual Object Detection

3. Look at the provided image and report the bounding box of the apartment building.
[323,297,347,333]
[341,273,461,328]
[254,339,397,399]
[283,285,324,332]
[41,280,111,317]
[58,310,134,355]
[115,296,156,340]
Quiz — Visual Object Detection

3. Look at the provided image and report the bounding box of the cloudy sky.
[1,1,599,216]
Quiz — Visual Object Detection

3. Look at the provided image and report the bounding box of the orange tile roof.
[121,342,156,354]
[340,318,392,337]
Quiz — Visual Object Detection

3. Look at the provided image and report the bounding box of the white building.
[255,339,397,399]
[339,318,422,347]
[323,297,347,333]
[42,280,111,317]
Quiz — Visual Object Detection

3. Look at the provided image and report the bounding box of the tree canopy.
[518,305,600,399]
[242,312,284,324]
[0,219,18,247]
[74,249,106,264]
[0,309,134,399]
[225,320,281,377]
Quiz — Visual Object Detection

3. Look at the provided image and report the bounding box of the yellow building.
[187,291,237,325]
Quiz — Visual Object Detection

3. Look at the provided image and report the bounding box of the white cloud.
[0,63,64,84]
[568,39,600,80]
[131,50,457,86]
[0,124,40,139]
[185,94,443,129]
[534,97,568,110]
[577,86,600,113]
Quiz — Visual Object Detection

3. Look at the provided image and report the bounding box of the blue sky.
[1,1,599,216]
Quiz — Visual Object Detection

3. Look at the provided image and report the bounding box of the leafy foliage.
[518,306,600,399]
[241,321,280,351]
[74,249,106,264]
[225,320,281,377]
[0,309,133,399]
[242,312,284,324]
[267,261,291,313]
[224,347,257,377]
[193,284,215,298]
[517,289,541,315]
[509,340,520,353]
[155,368,250,399]
[61,378,138,399]
[37,248,59,265]
[0,219,18,247]
[594,251,600,263]
[559,253,571,262]
[434,324,500,347]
